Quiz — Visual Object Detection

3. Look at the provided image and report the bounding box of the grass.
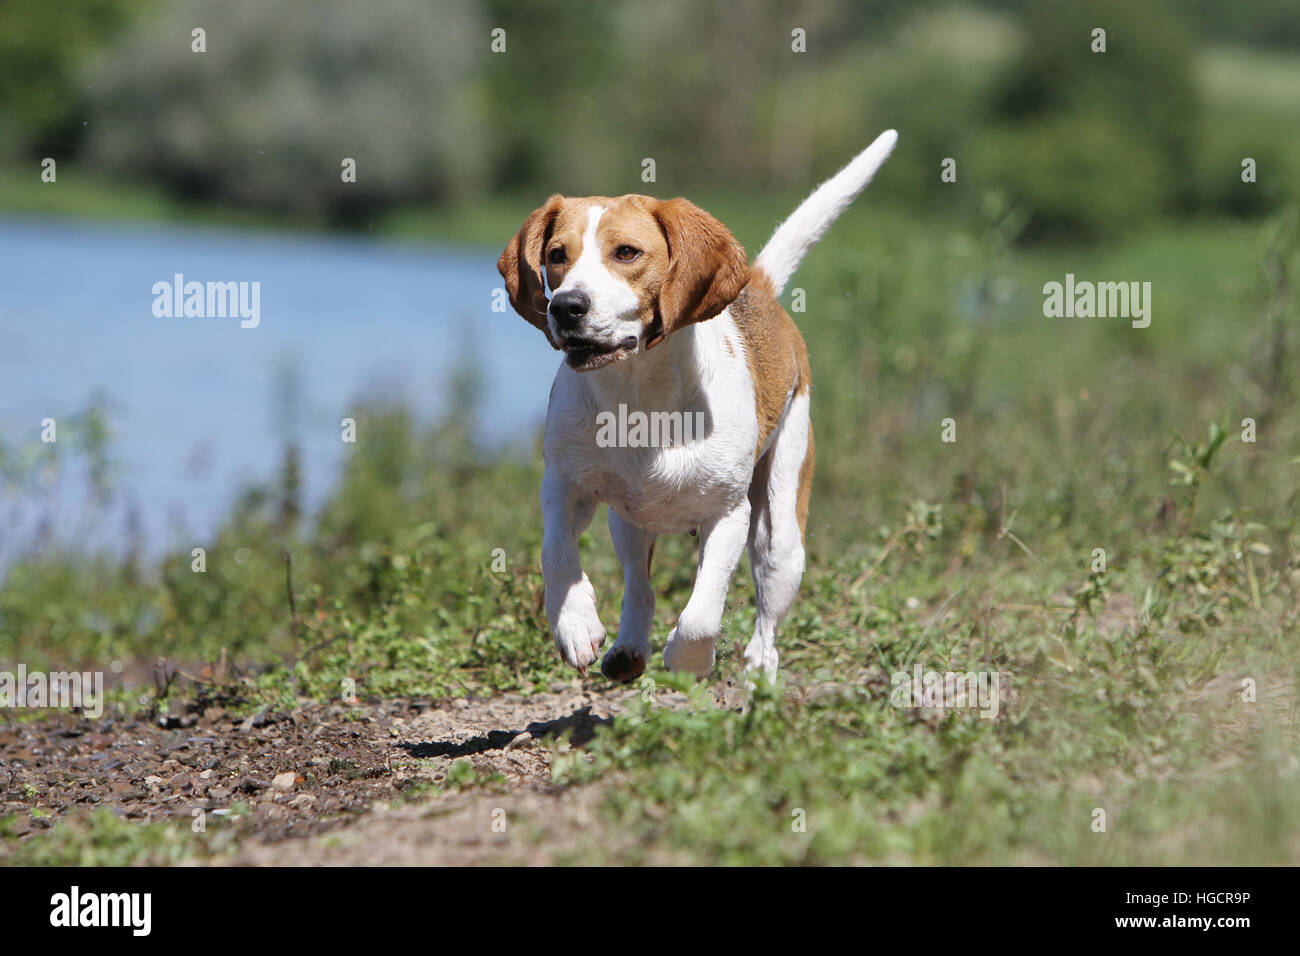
[2,184,1298,864]
[0,806,249,866]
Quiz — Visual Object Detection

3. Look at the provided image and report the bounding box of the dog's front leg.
[663,499,752,678]
[601,510,657,684]
[540,471,605,672]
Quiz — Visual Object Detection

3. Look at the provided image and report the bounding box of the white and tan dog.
[498,130,898,683]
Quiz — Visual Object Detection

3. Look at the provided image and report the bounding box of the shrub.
[82,0,489,221]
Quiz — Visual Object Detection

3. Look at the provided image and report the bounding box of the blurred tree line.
[0,0,1295,236]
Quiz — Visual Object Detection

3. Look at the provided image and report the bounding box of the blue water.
[0,217,556,565]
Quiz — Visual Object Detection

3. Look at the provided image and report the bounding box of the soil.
[0,680,720,865]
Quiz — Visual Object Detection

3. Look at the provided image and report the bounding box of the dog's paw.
[551,584,606,672]
[553,619,606,672]
[600,644,648,683]
[742,638,779,682]
[663,625,716,678]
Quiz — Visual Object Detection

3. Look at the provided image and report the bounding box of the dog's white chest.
[543,319,758,534]
[588,442,740,533]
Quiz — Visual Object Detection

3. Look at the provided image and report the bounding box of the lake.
[0,216,556,567]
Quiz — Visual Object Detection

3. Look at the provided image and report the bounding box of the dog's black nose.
[549,289,590,329]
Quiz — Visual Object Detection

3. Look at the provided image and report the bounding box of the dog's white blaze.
[550,205,643,347]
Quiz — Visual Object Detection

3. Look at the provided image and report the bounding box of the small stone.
[239,775,269,793]
[271,771,296,792]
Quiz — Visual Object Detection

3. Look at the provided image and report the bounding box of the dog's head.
[497,194,749,372]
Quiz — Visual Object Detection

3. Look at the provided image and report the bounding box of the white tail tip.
[753,129,899,297]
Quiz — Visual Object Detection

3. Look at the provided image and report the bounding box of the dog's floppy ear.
[648,198,749,349]
[498,194,564,349]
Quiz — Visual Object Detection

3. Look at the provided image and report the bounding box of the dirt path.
[2,681,708,864]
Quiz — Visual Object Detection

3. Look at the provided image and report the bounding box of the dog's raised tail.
[751,129,898,298]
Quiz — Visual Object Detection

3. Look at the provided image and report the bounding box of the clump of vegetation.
[0,806,246,866]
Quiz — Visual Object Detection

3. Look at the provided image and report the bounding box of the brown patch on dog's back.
[730,286,811,459]
[747,269,776,297]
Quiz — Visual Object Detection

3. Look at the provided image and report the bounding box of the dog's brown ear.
[648,198,749,349]
[498,194,564,349]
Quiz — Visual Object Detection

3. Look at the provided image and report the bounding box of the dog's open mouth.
[562,335,639,372]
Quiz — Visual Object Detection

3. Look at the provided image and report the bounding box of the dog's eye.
[613,245,641,262]
[548,247,566,265]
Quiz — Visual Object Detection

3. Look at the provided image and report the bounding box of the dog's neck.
[583,315,725,414]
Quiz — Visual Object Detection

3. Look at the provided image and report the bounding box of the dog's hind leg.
[745,390,813,680]
[602,510,657,683]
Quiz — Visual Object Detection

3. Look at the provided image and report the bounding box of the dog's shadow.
[398,705,613,759]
